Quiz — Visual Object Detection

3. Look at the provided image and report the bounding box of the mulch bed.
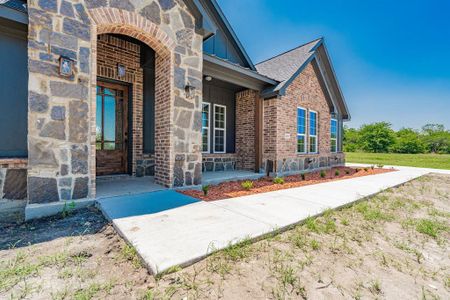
[180,166,395,202]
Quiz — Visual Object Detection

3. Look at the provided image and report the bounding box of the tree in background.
[390,128,425,154]
[358,122,396,153]
[421,124,450,153]
[343,126,360,152]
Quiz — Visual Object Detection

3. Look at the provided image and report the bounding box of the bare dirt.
[1,173,449,299]
[180,166,394,201]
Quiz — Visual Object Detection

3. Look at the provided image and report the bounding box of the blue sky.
[217,0,450,130]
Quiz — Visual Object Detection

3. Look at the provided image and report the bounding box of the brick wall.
[97,34,143,175]
[235,89,258,171]
[263,62,345,175]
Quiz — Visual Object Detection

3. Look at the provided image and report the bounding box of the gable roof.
[196,0,255,70]
[255,38,350,120]
[255,38,322,96]
[0,0,27,14]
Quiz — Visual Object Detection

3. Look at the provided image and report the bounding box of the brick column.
[235,90,259,171]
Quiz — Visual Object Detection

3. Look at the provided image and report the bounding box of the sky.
[216,0,450,130]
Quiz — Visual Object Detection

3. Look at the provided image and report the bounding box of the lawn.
[346,152,450,170]
[1,174,449,299]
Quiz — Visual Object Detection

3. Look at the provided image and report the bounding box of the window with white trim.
[213,104,226,153]
[309,111,318,153]
[201,102,210,153]
[297,107,307,153]
[330,118,338,153]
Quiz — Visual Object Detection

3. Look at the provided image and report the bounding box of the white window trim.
[201,102,210,154]
[309,110,318,154]
[297,106,307,154]
[213,104,226,154]
[331,118,338,153]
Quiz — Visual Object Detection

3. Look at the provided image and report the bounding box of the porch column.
[235,89,260,171]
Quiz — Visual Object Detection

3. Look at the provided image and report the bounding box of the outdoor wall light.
[204,75,213,81]
[185,84,196,99]
[59,56,74,77]
[117,63,126,78]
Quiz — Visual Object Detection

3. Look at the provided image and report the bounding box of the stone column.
[27,1,92,203]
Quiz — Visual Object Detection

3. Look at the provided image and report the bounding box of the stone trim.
[202,153,237,172]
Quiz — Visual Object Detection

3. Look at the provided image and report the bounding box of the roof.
[255,38,322,95]
[255,38,350,120]
[0,0,27,14]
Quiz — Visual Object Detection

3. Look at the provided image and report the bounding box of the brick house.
[0,0,350,219]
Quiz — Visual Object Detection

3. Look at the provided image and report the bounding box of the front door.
[96,81,129,176]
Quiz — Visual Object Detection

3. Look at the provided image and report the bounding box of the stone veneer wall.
[0,159,28,225]
[27,0,204,203]
[202,153,237,172]
[96,34,143,175]
[262,62,345,175]
[136,155,156,177]
[235,89,258,171]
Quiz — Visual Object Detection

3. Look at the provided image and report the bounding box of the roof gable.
[196,0,255,69]
[255,38,350,120]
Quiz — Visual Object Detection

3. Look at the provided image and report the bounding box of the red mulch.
[179,167,395,202]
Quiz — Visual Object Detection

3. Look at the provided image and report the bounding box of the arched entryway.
[88,8,175,192]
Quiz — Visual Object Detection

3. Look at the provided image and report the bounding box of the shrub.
[301,173,305,180]
[355,168,360,172]
[335,170,340,176]
[358,122,396,153]
[377,164,384,168]
[371,165,375,170]
[345,170,350,175]
[364,167,369,172]
[320,170,326,178]
[202,185,210,196]
[241,181,253,190]
[273,177,285,185]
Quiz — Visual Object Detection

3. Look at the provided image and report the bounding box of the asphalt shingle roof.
[255,38,323,95]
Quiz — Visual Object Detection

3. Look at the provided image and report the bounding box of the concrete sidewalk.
[102,166,448,274]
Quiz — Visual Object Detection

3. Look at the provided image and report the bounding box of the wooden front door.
[96,81,129,176]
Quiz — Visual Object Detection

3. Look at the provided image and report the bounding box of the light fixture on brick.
[204,75,212,82]
[117,63,126,78]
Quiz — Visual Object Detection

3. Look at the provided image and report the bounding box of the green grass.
[346,152,450,170]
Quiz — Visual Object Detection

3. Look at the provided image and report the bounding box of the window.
[202,102,210,153]
[331,118,338,153]
[309,111,318,153]
[297,107,307,153]
[213,104,226,153]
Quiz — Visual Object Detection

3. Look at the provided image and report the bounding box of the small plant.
[345,170,350,175]
[369,279,382,295]
[241,180,253,190]
[202,185,210,196]
[355,168,360,172]
[377,164,384,168]
[371,165,375,170]
[62,201,76,218]
[364,167,369,172]
[416,219,446,238]
[335,170,340,176]
[273,177,285,185]
[300,173,305,180]
[310,239,320,250]
[320,170,326,178]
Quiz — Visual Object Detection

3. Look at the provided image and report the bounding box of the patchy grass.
[1,174,449,299]
[346,152,450,169]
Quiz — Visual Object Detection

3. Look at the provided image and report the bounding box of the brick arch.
[87,7,175,189]
[88,7,175,59]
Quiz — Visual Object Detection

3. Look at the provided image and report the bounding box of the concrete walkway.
[99,166,450,274]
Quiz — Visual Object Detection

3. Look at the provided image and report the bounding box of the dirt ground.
[1,174,449,300]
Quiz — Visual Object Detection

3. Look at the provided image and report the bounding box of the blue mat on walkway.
[98,190,199,220]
